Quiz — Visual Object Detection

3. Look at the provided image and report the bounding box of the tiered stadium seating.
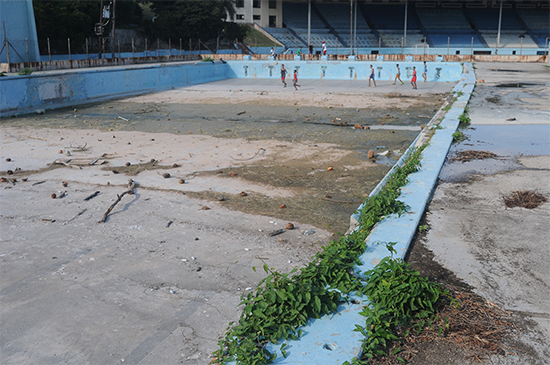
[517,9,549,46]
[315,3,377,48]
[260,2,546,52]
[482,31,539,48]
[364,5,419,30]
[264,27,302,48]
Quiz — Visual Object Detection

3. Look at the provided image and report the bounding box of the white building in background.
[232,0,283,28]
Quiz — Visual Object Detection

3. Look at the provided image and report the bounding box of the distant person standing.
[293,69,300,90]
[411,66,417,89]
[422,61,428,82]
[369,65,376,87]
[281,64,287,87]
[308,42,314,59]
[393,64,403,85]
[297,47,302,56]
[322,41,327,55]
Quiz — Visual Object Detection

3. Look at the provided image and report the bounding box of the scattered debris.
[98,179,136,223]
[67,208,88,223]
[506,117,516,121]
[41,218,56,223]
[126,162,131,166]
[26,135,46,141]
[237,111,246,115]
[503,190,547,209]
[62,181,68,187]
[269,229,285,237]
[117,116,128,121]
[48,159,82,170]
[166,221,173,228]
[452,150,498,163]
[162,173,170,178]
[279,204,287,209]
[239,191,248,197]
[201,206,210,210]
[285,223,295,230]
[51,193,57,199]
[230,148,266,161]
[179,179,185,184]
[84,191,100,201]
[32,181,46,186]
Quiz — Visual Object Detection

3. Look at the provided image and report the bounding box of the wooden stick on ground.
[98,180,136,223]
[26,135,46,141]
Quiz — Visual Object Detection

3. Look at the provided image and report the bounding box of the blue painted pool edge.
[260,64,476,364]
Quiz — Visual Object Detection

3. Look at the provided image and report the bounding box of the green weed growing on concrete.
[452,130,466,143]
[17,68,33,76]
[458,112,471,128]
[213,146,428,364]
[346,243,450,364]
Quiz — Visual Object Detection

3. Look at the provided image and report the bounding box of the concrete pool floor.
[1,62,549,364]
[407,62,550,364]
[0,75,454,365]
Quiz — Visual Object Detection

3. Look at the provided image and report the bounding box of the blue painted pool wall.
[225,61,462,82]
[1,62,230,116]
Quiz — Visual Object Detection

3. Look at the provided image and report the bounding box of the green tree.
[33,0,143,54]
[147,0,235,42]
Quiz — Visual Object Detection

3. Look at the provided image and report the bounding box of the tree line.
[33,0,248,54]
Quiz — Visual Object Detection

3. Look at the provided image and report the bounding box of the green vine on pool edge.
[345,241,454,364]
[213,145,428,365]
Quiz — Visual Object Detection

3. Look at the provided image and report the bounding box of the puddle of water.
[495,83,543,88]
[489,69,524,73]
[440,124,550,182]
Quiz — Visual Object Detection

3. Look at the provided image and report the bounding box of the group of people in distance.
[271,41,328,61]
[379,61,428,89]
[279,61,427,91]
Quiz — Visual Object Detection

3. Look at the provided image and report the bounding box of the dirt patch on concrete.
[1,84,441,234]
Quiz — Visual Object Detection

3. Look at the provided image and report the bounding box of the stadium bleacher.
[417,9,472,31]
[259,1,548,53]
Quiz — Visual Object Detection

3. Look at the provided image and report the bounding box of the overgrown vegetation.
[458,112,471,128]
[346,242,453,364]
[213,146,428,364]
[452,130,466,143]
[244,27,282,48]
[17,68,33,76]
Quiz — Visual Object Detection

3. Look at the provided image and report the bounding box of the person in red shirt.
[411,66,417,89]
[293,70,300,90]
